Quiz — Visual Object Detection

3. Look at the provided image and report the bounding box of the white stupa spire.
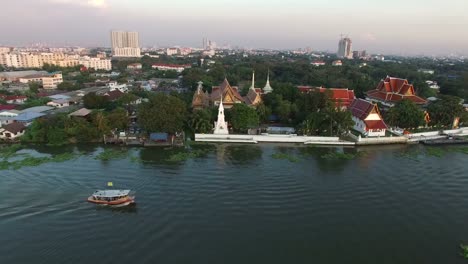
[214,95,228,134]
[250,71,255,90]
[196,81,203,94]
[263,69,273,94]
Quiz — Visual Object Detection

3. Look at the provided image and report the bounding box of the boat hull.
[87,196,135,206]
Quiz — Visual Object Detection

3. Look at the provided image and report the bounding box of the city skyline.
[1,0,468,55]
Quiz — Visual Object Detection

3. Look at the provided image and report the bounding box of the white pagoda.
[213,97,229,134]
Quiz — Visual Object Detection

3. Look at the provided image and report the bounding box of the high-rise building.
[111,31,141,57]
[337,36,353,59]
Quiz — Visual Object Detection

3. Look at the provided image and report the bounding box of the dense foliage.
[229,104,259,133]
[138,93,187,133]
[386,100,425,129]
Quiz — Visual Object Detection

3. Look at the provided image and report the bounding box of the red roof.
[298,86,356,107]
[367,76,427,104]
[104,90,124,101]
[349,99,388,130]
[0,105,16,111]
[349,99,377,120]
[364,120,387,130]
[5,95,27,101]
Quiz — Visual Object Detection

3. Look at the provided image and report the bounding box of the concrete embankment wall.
[406,127,468,141]
[347,133,407,145]
[195,134,343,144]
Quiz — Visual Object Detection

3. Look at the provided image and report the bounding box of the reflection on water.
[224,144,263,165]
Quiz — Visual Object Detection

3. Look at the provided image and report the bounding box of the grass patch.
[271,152,300,162]
[0,144,23,159]
[425,147,445,157]
[95,149,128,161]
[1,152,79,170]
[166,149,211,162]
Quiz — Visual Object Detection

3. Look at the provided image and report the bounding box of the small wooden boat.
[87,190,135,206]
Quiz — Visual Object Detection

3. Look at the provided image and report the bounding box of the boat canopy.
[92,190,130,198]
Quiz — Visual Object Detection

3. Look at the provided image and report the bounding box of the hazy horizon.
[2,0,468,56]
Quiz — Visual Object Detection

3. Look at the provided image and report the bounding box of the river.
[1,144,468,264]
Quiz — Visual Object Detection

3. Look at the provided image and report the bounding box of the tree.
[229,104,259,133]
[57,81,79,91]
[28,82,41,93]
[92,111,111,136]
[117,93,139,106]
[188,109,212,133]
[386,99,424,129]
[83,92,108,109]
[107,108,128,130]
[256,103,272,123]
[427,95,465,127]
[138,93,187,133]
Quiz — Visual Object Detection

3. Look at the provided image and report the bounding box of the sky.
[1,0,468,55]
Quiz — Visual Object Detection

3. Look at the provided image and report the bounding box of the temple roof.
[348,98,380,120]
[366,76,427,104]
[211,78,244,103]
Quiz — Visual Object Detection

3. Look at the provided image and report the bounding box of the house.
[0,110,20,126]
[348,99,387,137]
[47,99,70,108]
[332,60,343,66]
[297,86,356,108]
[68,108,92,118]
[107,82,128,93]
[48,94,71,101]
[0,95,27,104]
[127,63,142,70]
[13,112,46,126]
[0,122,26,140]
[311,61,326,67]
[366,76,427,107]
[426,81,440,90]
[151,63,191,73]
[20,106,54,114]
[104,89,125,101]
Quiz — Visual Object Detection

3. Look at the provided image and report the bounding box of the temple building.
[296,86,356,109]
[348,99,387,137]
[366,76,427,107]
[210,78,244,108]
[244,71,263,107]
[191,81,209,110]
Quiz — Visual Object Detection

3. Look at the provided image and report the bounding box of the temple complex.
[191,71,273,109]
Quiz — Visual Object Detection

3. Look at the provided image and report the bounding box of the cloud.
[50,0,108,8]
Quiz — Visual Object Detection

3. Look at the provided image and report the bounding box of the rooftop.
[14,112,45,122]
[20,106,54,114]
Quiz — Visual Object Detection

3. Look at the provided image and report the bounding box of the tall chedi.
[213,96,229,134]
[263,70,273,94]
